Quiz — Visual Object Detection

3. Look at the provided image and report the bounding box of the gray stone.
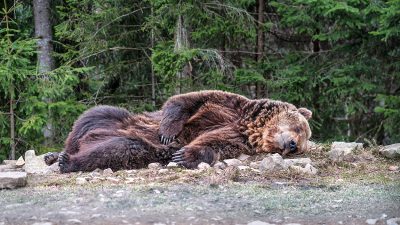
[284,158,312,167]
[328,142,363,162]
[23,150,48,174]
[237,153,250,161]
[197,162,211,170]
[148,162,162,169]
[259,154,287,172]
[103,168,113,175]
[289,163,318,175]
[213,161,226,170]
[44,162,60,174]
[223,158,243,167]
[0,164,16,172]
[365,218,378,225]
[15,156,25,167]
[3,160,17,166]
[387,218,400,225]
[250,161,260,169]
[380,143,400,159]
[76,177,88,185]
[159,169,169,173]
[166,162,179,168]
[247,221,275,225]
[0,172,27,189]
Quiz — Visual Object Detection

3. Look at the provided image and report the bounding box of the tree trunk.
[174,15,190,94]
[33,0,55,73]
[9,85,15,160]
[33,0,55,146]
[151,7,156,107]
[256,0,265,98]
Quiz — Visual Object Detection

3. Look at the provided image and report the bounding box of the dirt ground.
[1,145,399,225]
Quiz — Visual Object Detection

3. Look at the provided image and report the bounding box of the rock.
[166,162,179,168]
[0,164,16,172]
[380,143,400,159]
[259,154,287,172]
[15,156,25,167]
[197,162,211,170]
[237,153,250,161]
[159,169,169,173]
[365,219,378,225]
[67,219,82,224]
[103,168,113,175]
[23,150,48,174]
[249,161,260,169]
[0,172,27,189]
[32,223,54,225]
[387,218,400,225]
[284,158,312,167]
[237,165,250,170]
[223,158,243,167]
[90,170,102,177]
[247,221,275,225]
[148,162,162,170]
[76,177,88,185]
[3,160,17,166]
[289,163,318,175]
[328,142,363,162]
[44,162,60,174]
[213,161,226,170]
[388,165,399,171]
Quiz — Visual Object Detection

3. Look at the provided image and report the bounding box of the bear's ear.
[298,108,312,120]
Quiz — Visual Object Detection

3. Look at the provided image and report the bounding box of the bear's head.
[248,106,312,156]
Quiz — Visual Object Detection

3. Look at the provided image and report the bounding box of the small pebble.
[103,168,113,175]
[76,177,87,185]
[166,162,178,168]
[388,165,399,171]
[197,162,211,170]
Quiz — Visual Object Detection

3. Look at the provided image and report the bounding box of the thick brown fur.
[45,90,312,172]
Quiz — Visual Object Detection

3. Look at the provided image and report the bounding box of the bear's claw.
[171,148,186,165]
[58,152,70,173]
[160,135,175,145]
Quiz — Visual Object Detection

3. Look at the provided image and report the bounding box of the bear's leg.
[171,127,248,168]
[59,137,153,173]
[44,152,59,166]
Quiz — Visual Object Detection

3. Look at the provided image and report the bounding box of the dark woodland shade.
[45,90,312,172]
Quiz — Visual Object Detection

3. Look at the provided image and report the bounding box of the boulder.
[328,142,363,162]
[213,161,227,170]
[23,150,48,174]
[289,163,318,175]
[379,143,400,159]
[259,154,288,172]
[223,159,243,167]
[237,153,250,161]
[15,156,25,167]
[284,158,312,167]
[0,172,27,189]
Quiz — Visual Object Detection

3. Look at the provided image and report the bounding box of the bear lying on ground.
[44,90,312,173]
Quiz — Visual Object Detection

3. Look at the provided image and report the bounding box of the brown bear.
[44,90,312,172]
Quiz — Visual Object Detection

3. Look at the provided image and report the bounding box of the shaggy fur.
[45,90,312,172]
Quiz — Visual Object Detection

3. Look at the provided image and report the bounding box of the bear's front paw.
[171,146,215,169]
[58,152,70,173]
[171,147,197,168]
[44,152,59,166]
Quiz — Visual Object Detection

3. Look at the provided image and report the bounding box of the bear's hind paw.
[58,152,70,173]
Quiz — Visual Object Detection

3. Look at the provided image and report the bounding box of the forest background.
[0,0,399,162]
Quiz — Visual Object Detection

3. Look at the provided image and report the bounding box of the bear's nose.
[289,140,297,152]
